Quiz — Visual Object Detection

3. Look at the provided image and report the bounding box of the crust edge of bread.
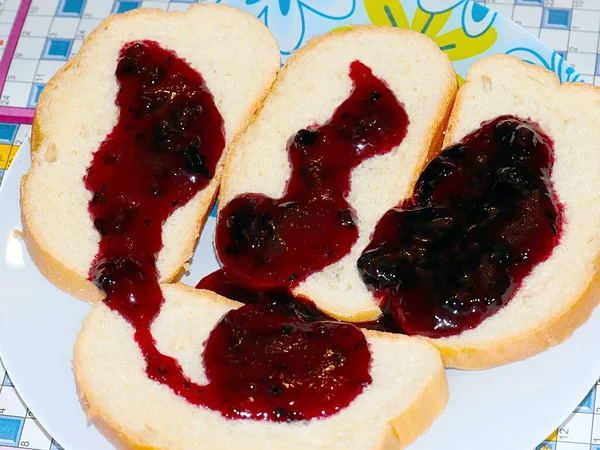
[385,359,448,449]
[426,269,600,370]
[21,25,106,303]
[20,4,280,305]
[76,370,448,450]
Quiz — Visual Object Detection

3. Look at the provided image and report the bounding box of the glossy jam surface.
[197,268,273,304]
[198,269,403,332]
[357,116,563,337]
[202,300,371,421]
[197,269,330,319]
[197,271,372,420]
[86,45,372,421]
[86,40,224,327]
[216,60,409,290]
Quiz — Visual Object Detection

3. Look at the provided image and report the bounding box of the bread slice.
[74,283,448,450]
[20,4,280,303]
[425,55,600,369]
[218,25,458,323]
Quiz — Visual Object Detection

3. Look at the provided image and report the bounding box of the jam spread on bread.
[358,116,563,337]
[198,269,330,320]
[197,272,372,420]
[86,40,224,323]
[86,42,372,421]
[201,300,371,421]
[215,60,409,290]
[205,116,562,339]
[197,269,291,305]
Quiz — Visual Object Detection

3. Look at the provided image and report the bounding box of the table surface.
[0,0,599,449]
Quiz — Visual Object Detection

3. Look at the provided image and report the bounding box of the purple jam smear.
[198,269,404,333]
[85,40,224,328]
[197,269,331,319]
[215,60,409,290]
[85,42,371,421]
[196,271,371,421]
[357,116,563,338]
[201,300,371,422]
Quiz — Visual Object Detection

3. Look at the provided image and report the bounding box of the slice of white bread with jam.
[20,4,280,304]
[218,25,458,323]
[74,283,448,450]
[422,55,600,369]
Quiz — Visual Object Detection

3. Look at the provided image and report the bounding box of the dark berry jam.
[215,60,409,290]
[197,269,331,320]
[198,269,403,332]
[197,268,275,304]
[196,271,371,420]
[85,42,371,422]
[201,300,371,421]
[357,116,563,337]
[85,40,225,329]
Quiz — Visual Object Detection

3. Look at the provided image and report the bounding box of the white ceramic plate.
[1,139,600,450]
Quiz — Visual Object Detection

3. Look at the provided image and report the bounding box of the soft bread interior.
[21,4,280,301]
[430,55,600,369]
[219,26,457,322]
[74,284,448,450]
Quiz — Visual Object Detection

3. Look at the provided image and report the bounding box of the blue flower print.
[506,47,582,83]
[217,0,356,54]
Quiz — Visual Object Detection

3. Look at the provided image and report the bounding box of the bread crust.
[21,4,279,304]
[385,362,448,449]
[74,287,448,450]
[364,331,449,450]
[427,54,600,369]
[20,186,105,302]
[81,370,448,450]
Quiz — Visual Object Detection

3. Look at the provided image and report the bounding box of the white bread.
[218,26,458,323]
[74,283,448,450]
[21,4,280,303]
[425,55,600,369]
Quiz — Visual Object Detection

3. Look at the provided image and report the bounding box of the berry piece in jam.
[357,116,563,337]
[216,60,409,290]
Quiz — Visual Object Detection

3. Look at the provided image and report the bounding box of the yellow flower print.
[364,0,497,64]
[366,0,410,29]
